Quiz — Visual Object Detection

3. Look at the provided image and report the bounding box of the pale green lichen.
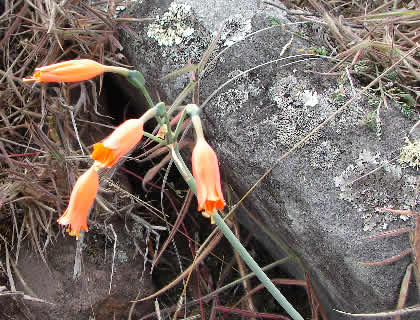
[399,138,420,169]
[362,109,382,137]
[214,70,262,118]
[334,149,416,232]
[267,74,366,149]
[147,3,195,47]
[219,16,252,47]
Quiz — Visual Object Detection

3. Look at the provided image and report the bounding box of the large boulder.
[119,1,419,318]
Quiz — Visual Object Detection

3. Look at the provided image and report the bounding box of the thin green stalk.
[173,107,188,140]
[161,109,174,143]
[169,136,303,319]
[143,132,167,146]
[140,86,154,108]
[125,70,154,108]
[213,213,304,320]
[169,146,197,194]
[167,81,196,115]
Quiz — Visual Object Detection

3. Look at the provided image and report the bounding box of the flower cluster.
[25,59,225,237]
[58,117,146,238]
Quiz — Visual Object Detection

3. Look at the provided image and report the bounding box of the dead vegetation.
[0,0,148,251]
[0,0,419,319]
[0,0,159,316]
[268,0,419,109]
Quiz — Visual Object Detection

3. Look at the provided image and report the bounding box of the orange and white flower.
[91,118,144,168]
[192,137,225,222]
[23,59,130,83]
[57,166,99,238]
[23,59,107,83]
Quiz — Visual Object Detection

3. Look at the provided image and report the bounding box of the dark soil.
[0,220,155,320]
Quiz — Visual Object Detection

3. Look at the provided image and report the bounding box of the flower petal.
[57,166,99,237]
[26,59,106,83]
[192,138,225,220]
[92,142,117,168]
[91,119,144,168]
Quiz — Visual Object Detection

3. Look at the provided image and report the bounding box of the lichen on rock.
[309,140,341,169]
[266,73,366,150]
[334,149,416,232]
[219,15,252,47]
[399,137,420,169]
[147,3,195,47]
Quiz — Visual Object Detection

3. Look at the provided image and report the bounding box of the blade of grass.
[395,264,413,320]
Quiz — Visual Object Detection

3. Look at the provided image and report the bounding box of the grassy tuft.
[268,0,419,108]
[0,0,148,277]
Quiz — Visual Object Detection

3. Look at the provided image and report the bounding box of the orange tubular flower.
[91,118,144,168]
[192,137,225,222]
[23,59,107,83]
[57,166,99,238]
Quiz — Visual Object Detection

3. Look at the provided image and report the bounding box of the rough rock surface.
[119,0,419,318]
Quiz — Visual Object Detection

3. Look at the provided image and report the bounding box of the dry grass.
[0,0,150,278]
[0,0,419,319]
[270,0,419,106]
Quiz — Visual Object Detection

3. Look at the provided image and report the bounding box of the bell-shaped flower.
[23,59,108,83]
[57,166,99,238]
[91,118,144,168]
[192,137,225,221]
[23,59,130,83]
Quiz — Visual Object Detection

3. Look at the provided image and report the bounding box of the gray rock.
[119,1,419,318]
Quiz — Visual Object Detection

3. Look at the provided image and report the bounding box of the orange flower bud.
[57,166,99,238]
[91,119,144,168]
[192,138,225,221]
[23,59,106,83]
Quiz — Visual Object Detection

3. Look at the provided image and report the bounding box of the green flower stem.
[213,213,304,320]
[141,87,155,109]
[162,109,174,143]
[169,146,197,194]
[166,104,303,320]
[126,70,154,108]
[173,107,188,141]
[143,132,167,146]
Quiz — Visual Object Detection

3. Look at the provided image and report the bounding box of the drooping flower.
[192,137,225,222]
[23,59,109,83]
[57,166,99,238]
[91,118,144,168]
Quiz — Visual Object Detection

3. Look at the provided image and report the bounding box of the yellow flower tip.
[26,59,106,83]
[66,228,85,239]
[201,208,218,224]
[22,76,38,82]
[57,167,99,237]
[91,119,144,168]
[157,124,168,139]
